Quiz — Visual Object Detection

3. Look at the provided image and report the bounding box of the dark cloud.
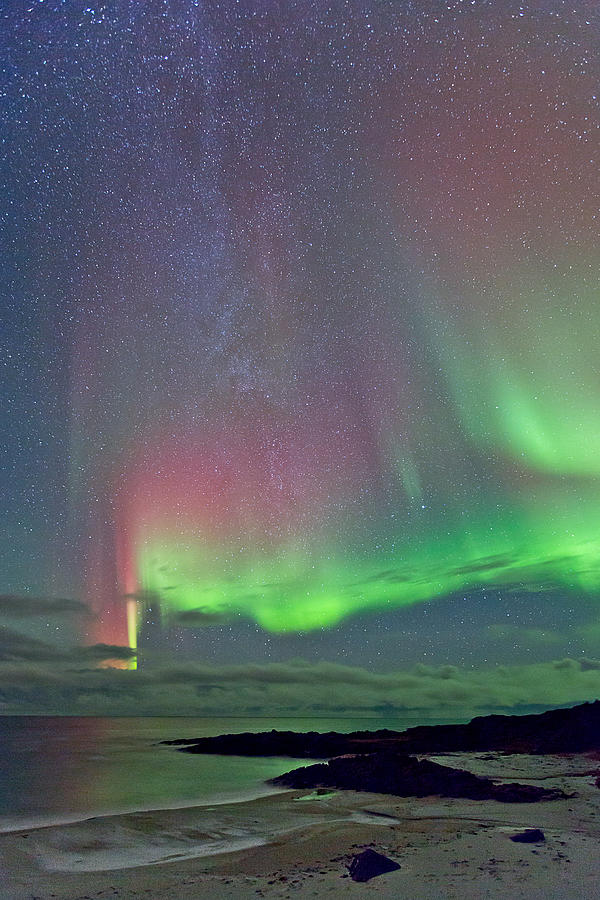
[0,627,135,666]
[579,658,600,672]
[0,594,90,617]
[79,643,138,662]
[450,554,516,577]
[0,627,59,662]
[353,568,413,587]
[170,608,239,627]
[0,654,599,716]
[501,581,563,595]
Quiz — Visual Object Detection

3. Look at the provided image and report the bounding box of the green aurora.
[123,251,600,638]
[136,494,600,633]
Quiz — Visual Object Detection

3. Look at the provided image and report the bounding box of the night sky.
[3,0,600,715]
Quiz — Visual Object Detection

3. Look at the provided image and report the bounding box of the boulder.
[510,828,545,843]
[348,848,401,882]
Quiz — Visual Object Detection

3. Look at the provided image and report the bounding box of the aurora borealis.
[3,1,600,713]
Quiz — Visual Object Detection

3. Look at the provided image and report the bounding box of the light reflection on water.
[0,713,462,831]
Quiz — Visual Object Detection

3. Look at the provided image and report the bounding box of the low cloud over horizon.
[1,631,599,718]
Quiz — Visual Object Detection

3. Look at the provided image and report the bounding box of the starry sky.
[3,0,600,715]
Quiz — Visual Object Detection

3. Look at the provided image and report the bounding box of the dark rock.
[396,700,600,754]
[162,700,600,757]
[491,783,560,803]
[161,727,406,758]
[348,849,401,882]
[510,829,545,843]
[269,751,565,803]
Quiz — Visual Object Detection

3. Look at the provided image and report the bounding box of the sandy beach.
[1,751,599,899]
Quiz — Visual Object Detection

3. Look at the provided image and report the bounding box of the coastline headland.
[162,700,600,803]
[163,699,600,759]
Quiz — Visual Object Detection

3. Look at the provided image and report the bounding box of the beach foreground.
[1,752,599,899]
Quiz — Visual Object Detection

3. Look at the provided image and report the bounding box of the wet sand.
[1,752,599,899]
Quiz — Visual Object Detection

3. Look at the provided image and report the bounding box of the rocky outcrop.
[161,729,366,758]
[162,701,594,803]
[268,751,566,803]
[394,699,600,754]
[163,700,600,758]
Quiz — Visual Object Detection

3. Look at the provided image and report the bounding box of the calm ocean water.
[0,713,465,832]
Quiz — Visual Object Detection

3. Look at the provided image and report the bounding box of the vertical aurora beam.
[126,599,138,669]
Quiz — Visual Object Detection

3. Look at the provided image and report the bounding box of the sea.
[0,713,467,833]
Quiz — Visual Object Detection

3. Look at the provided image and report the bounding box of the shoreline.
[0,784,295,837]
[2,751,599,899]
